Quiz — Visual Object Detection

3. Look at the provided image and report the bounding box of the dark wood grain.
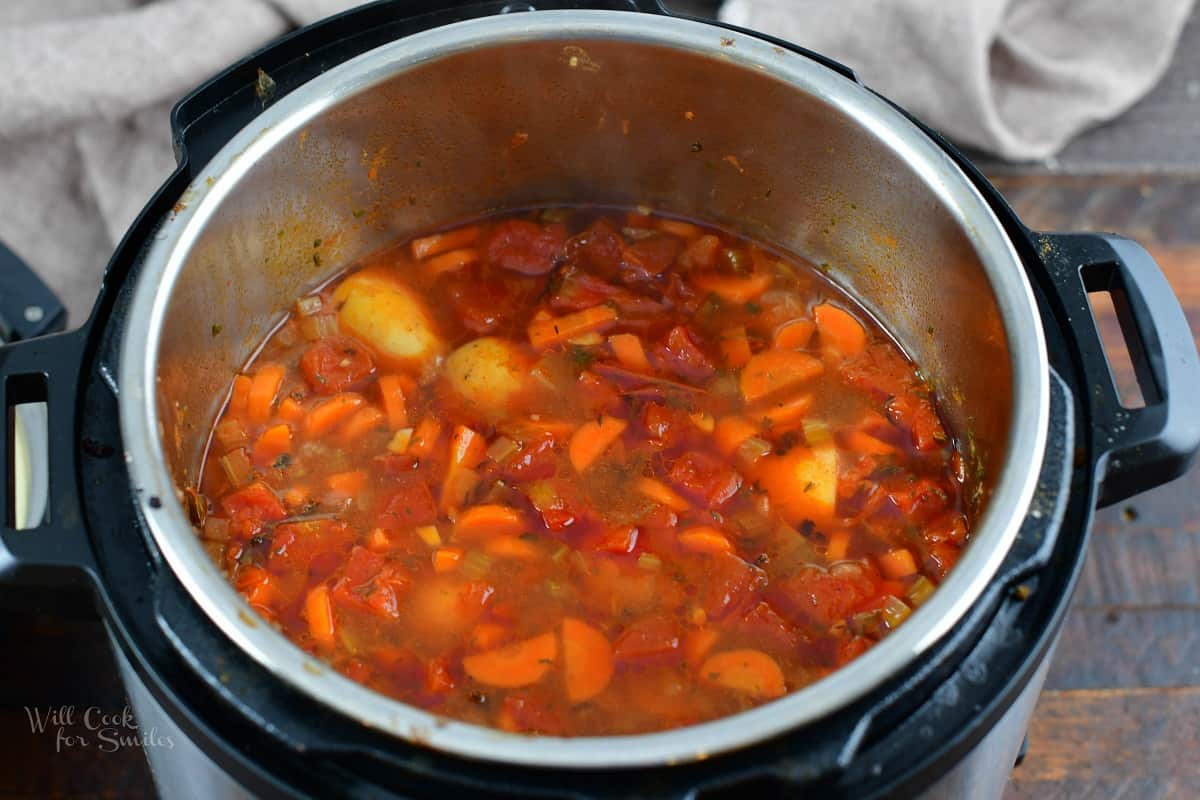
[1044,607,1200,690]
[1006,688,1200,798]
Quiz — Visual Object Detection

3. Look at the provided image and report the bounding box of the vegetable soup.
[193,207,969,735]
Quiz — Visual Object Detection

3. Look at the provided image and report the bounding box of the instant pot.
[3,2,1198,797]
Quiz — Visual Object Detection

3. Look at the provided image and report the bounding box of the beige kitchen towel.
[721,0,1195,161]
[0,0,358,325]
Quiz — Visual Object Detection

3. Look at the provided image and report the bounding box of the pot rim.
[118,10,1049,769]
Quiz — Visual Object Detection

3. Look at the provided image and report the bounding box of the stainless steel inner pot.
[119,11,1049,768]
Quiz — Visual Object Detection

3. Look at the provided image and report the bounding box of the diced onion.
[202,517,231,542]
[416,525,442,548]
[637,553,662,571]
[219,449,253,487]
[906,576,936,607]
[296,295,323,317]
[880,595,913,629]
[462,550,493,579]
[486,436,519,464]
[735,436,773,469]
[802,419,832,447]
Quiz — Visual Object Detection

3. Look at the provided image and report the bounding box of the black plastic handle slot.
[1035,232,1200,507]
[0,330,96,587]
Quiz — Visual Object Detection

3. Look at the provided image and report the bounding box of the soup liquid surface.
[195,207,968,735]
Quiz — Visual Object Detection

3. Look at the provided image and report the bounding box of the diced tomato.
[641,402,693,449]
[339,658,373,683]
[698,553,768,621]
[734,601,800,653]
[926,512,969,544]
[565,218,625,276]
[375,647,424,688]
[613,616,685,665]
[425,656,456,693]
[621,235,684,282]
[837,635,872,665]
[377,475,438,528]
[497,438,559,483]
[653,326,716,382]
[221,482,287,540]
[485,220,567,275]
[268,520,355,579]
[928,541,960,579]
[300,336,376,395]
[768,567,876,628]
[669,450,742,509]
[549,266,665,315]
[342,546,384,587]
[499,693,565,735]
[594,525,639,554]
[576,370,622,417]
[885,478,951,525]
[886,393,946,452]
[444,266,520,334]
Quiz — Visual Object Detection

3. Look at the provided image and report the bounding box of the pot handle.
[0,243,96,588]
[1035,232,1200,507]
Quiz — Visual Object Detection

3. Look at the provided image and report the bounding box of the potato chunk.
[333,270,443,367]
[444,337,530,416]
[756,446,838,524]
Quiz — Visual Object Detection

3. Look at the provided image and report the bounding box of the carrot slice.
[304,585,336,646]
[376,374,409,429]
[814,303,867,357]
[678,526,734,555]
[691,271,773,304]
[773,318,815,350]
[365,527,392,552]
[877,547,918,579]
[432,547,464,573]
[635,477,690,512]
[463,632,557,688]
[700,649,785,698]
[408,418,443,458]
[656,218,702,240]
[337,406,386,444]
[825,530,851,561]
[247,364,286,424]
[608,333,651,371]
[713,416,759,457]
[411,225,480,260]
[425,247,479,276]
[277,395,306,423]
[740,349,824,402]
[484,535,542,561]
[528,305,619,350]
[718,326,753,368]
[568,415,627,472]
[842,429,898,455]
[454,504,527,541]
[562,618,614,703]
[440,465,480,513]
[229,374,252,416]
[684,628,721,667]
[760,393,814,430]
[449,425,488,469]
[327,470,367,497]
[251,423,291,468]
[303,393,364,438]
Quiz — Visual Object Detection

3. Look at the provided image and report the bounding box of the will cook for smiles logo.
[24,705,174,753]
